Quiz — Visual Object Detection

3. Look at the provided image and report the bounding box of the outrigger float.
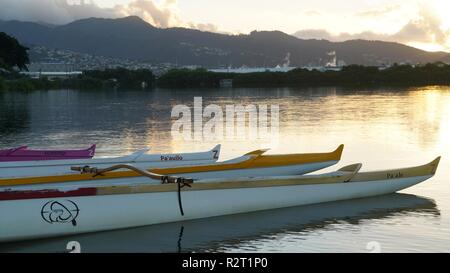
[0,145,222,178]
[0,156,440,242]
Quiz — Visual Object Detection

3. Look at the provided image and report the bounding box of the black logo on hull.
[41,200,80,226]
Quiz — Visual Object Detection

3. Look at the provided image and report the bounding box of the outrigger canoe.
[0,156,440,242]
[0,145,222,178]
[0,193,435,252]
[0,145,96,162]
[0,144,344,184]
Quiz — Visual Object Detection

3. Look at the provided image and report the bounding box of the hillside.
[1,16,448,67]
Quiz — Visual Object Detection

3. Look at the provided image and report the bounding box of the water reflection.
[0,91,30,136]
[1,87,450,158]
[0,193,438,253]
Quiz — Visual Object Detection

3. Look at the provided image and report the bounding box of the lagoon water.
[0,86,449,253]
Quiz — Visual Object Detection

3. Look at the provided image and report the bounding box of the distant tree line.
[0,68,156,91]
[2,64,450,91]
[64,68,155,89]
[157,64,450,88]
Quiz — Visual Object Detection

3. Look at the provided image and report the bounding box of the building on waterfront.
[209,66,297,73]
[219,79,233,87]
[20,71,83,80]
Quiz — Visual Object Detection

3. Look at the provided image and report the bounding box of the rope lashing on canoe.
[70,164,193,216]
[162,177,192,216]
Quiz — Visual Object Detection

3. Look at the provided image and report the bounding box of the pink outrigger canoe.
[0,145,96,162]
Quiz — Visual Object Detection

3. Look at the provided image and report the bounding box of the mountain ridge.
[1,16,448,67]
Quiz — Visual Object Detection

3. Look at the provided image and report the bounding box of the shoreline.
[1,63,450,92]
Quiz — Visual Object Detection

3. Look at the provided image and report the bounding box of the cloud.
[55,0,119,22]
[0,0,71,24]
[292,29,333,40]
[294,4,450,51]
[188,22,219,33]
[394,5,447,45]
[303,10,321,16]
[293,29,392,42]
[0,0,219,31]
[115,0,182,28]
[355,4,400,17]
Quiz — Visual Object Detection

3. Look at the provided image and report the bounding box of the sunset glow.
[1,0,449,52]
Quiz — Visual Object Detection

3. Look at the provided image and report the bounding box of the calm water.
[0,86,449,253]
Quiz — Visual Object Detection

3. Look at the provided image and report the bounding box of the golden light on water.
[429,88,450,152]
[159,87,450,163]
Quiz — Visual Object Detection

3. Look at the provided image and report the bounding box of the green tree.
[0,32,30,71]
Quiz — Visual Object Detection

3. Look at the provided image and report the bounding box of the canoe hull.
[163,160,339,180]
[0,174,431,243]
[0,145,96,162]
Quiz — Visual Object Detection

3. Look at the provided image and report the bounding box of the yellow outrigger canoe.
[0,145,344,187]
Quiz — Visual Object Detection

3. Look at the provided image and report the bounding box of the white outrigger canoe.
[0,145,222,178]
[0,156,440,242]
[0,193,435,252]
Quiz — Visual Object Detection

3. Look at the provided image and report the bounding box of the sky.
[0,0,449,52]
